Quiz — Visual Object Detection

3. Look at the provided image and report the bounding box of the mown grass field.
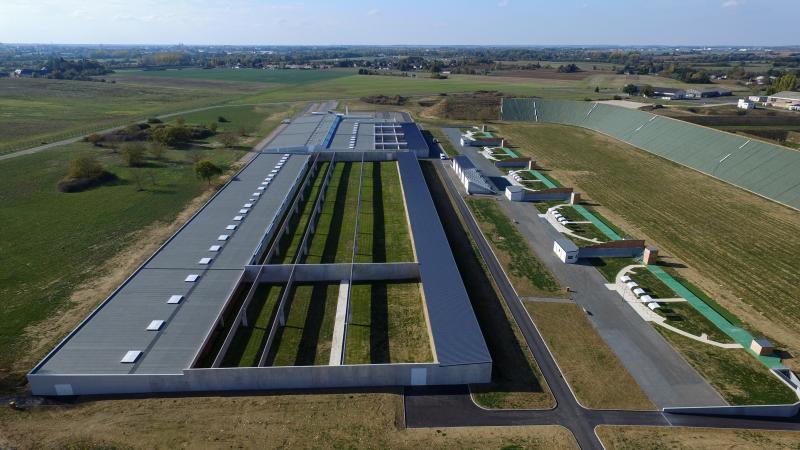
[269,162,329,264]
[345,282,432,365]
[303,162,361,264]
[525,302,654,410]
[0,141,248,389]
[268,283,338,366]
[355,162,415,263]
[421,161,554,409]
[466,198,562,297]
[495,122,800,361]
[221,284,284,367]
[114,68,354,85]
[0,78,236,154]
[596,426,800,450]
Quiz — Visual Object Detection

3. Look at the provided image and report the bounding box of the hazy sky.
[0,0,795,46]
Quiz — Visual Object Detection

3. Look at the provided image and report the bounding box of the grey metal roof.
[770,91,800,101]
[453,155,476,170]
[266,115,333,150]
[396,152,492,366]
[555,235,579,253]
[34,153,310,375]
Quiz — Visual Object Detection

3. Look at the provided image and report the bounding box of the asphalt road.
[440,127,726,408]
[404,158,800,449]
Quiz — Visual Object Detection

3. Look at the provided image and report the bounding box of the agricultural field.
[525,301,654,410]
[466,198,563,298]
[596,426,800,450]
[0,77,238,155]
[0,393,577,449]
[494,122,800,366]
[0,140,249,391]
[421,161,554,409]
[345,282,432,364]
[112,67,354,85]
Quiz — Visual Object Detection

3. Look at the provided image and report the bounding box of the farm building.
[685,87,732,99]
[652,87,686,100]
[767,91,800,109]
[451,155,495,195]
[28,110,492,396]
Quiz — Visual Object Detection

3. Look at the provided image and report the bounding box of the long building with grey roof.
[29,107,491,396]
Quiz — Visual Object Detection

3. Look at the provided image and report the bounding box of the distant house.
[13,68,34,78]
[767,91,800,109]
[685,87,732,99]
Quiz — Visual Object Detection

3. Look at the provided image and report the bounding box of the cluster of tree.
[85,120,218,148]
[360,95,407,105]
[662,64,711,83]
[58,155,117,192]
[557,63,581,73]
[767,73,798,94]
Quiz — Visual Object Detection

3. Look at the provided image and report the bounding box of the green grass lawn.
[167,103,297,138]
[356,162,414,263]
[268,283,339,366]
[628,268,675,299]
[655,329,797,405]
[0,141,246,389]
[565,223,608,246]
[304,162,361,264]
[466,198,561,297]
[0,78,236,155]
[587,257,640,282]
[657,302,734,343]
[345,282,432,365]
[221,284,285,367]
[269,162,329,264]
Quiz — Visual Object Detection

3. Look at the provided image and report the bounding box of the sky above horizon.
[0,0,795,47]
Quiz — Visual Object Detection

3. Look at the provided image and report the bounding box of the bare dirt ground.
[0,393,577,449]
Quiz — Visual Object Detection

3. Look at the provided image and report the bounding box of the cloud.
[498,0,509,6]
[367,8,380,16]
[722,0,744,7]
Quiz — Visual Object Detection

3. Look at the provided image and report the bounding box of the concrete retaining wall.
[28,361,492,396]
[249,263,420,283]
[664,402,800,418]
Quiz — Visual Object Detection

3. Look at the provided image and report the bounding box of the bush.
[218,116,229,123]
[120,143,146,167]
[194,160,223,185]
[217,133,239,148]
[58,171,117,193]
[149,142,167,160]
[613,95,623,100]
[147,117,163,124]
[67,154,104,179]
